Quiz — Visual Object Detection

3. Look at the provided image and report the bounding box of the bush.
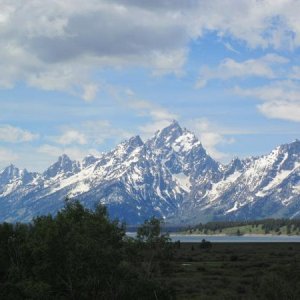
[199,239,212,249]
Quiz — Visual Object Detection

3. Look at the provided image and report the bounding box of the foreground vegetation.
[169,242,300,299]
[0,200,175,299]
[1,202,300,299]
[186,219,300,235]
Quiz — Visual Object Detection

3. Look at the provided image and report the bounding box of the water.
[126,232,300,243]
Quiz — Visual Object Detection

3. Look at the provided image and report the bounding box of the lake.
[126,232,300,243]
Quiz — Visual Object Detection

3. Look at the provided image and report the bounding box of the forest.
[187,218,300,235]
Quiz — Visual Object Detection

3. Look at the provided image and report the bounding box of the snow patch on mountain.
[173,172,191,192]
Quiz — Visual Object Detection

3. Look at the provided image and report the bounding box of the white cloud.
[51,120,132,146]
[26,64,99,101]
[150,49,187,76]
[128,98,177,138]
[196,54,289,88]
[187,118,235,161]
[199,132,231,161]
[80,120,132,144]
[1,1,300,96]
[195,79,207,89]
[127,98,177,121]
[224,42,240,54]
[54,130,87,145]
[258,101,300,122]
[289,66,300,80]
[139,120,174,138]
[108,86,179,138]
[37,144,101,161]
[82,83,99,102]
[0,147,19,167]
[234,80,300,122]
[0,124,39,143]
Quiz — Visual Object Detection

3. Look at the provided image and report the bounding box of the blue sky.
[1,0,300,171]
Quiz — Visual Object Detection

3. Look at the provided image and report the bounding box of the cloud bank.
[2,0,300,99]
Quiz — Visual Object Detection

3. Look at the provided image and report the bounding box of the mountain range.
[1,121,300,224]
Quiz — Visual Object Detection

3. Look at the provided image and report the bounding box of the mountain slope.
[179,140,300,223]
[0,121,300,224]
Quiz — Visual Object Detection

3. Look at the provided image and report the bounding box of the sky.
[1,0,300,171]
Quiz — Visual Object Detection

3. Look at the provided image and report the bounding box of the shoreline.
[171,233,300,237]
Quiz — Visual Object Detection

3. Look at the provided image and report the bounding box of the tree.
[199,239,212,249]
[0,200,175,299]
[136,217,174,278]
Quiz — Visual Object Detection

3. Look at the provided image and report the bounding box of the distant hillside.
[186,219,300,236]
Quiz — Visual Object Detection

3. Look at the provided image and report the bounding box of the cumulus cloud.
[51,120,132,146]
[258,101,300,122]
[187,118,235,161]
[196,54,289,88]
[104,86,178,138]
[150,49,187,76]
[289,66,300,80]
[37,144,101,161]
[0,0,190,96]
[139,120,175,138]
[54,130,87,145]
[126,98,177,121]
[82,83,99,102]
[234,80,300,122]
[0,147,19,168]
[1,0,300,96]
[0,125,39,143]
[126,98,178,138]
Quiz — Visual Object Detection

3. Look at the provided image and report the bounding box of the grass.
[165,242,300,299]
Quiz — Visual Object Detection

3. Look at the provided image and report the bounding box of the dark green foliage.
[259,274,300,300]
[2,202,300,299]
[199,239,212,249]
[136,217,175,278]
[0,200,174,299]
[170,243,300,299]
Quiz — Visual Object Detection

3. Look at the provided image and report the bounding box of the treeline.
[0,200,175,300]
[190,218,300,234]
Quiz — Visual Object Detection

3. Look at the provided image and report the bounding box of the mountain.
[0,121,300,224]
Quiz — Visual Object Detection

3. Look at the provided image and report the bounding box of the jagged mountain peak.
[223,157,245,178]
[172,129,202,153]
[1,164,19,174]
[157,119,183,137]
[229,157,244,168]
[127,135,144,147]
[113,135,144,157]
[58,153,72,162]
[43,154,80,179]
[251,140,300,173]
[0,165,38,188]
[82,154,101,168]
[278,139,300,154]
[148,120,184,149]
[0,164,21,184]
[147,120,203,153]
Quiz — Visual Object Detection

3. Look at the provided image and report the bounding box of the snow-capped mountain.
[0,121,300,224]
